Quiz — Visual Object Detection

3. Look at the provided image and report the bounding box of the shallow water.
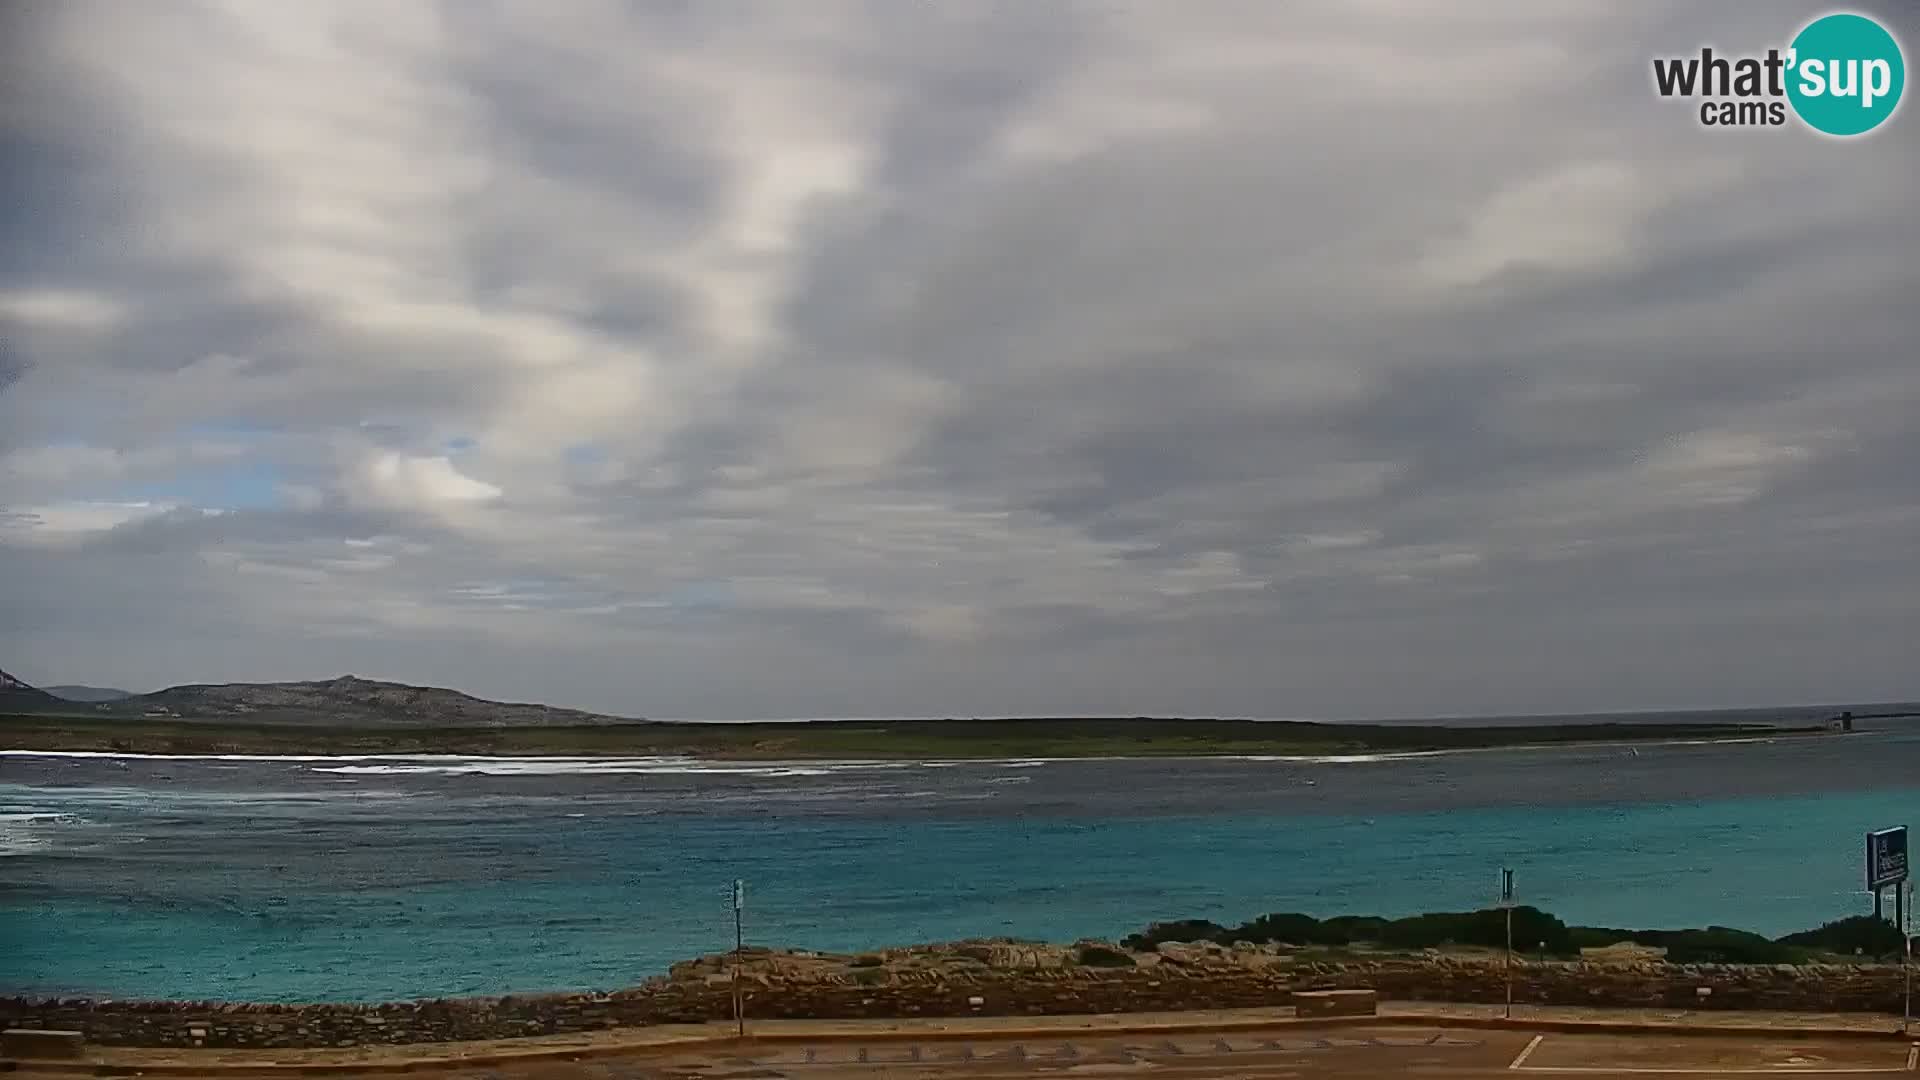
[2,715,1916,1003]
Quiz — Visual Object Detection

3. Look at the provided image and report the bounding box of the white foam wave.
[307,759,842,777]
[3,749,1020,776]
[0,810,84,824]
[1225,734,1786,765]
[0,784,415,809]
[1226,749,1468,763]
[1652,737,1777,748]
[2,749,509,764]
[4,737,1781,777]
[0,808,88,856]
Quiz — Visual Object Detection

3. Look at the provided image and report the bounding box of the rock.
[3,948,1907,1049]
[1154,943,1227,966]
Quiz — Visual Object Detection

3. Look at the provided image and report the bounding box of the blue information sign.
[1867,827,1908,890]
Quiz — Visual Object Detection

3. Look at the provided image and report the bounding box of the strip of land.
[0,712,1822,759]
[4,1012,1912,1078]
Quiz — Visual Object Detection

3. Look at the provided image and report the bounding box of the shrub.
[1376,911,1480,950]
[1778,916,1905,958]
[849,954,883,968]
[1642,927,1797,965]
[1075,944,1136,967]
[1218,911,1400,947]
[1116,906,1887,964]
[1568,926,1636,951]
[1319,915,1392,944]
[1377,906,1572,955]
[1228,912,1328,946]
[1120,919,1229,951]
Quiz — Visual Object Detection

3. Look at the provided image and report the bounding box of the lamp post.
[731,879,745,1037]
[1501,868,1515,1020]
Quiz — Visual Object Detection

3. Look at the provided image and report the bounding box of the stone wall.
[1,957,1907,1050]
[0,987,726,1050]
[1362,956,1904,1012]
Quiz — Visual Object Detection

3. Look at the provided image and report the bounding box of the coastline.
[10,721,1903,1009]
[0,729,1819,768]
[0,712,1830,761]
[6,939,1908,1049]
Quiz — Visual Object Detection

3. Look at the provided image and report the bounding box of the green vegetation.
[0,712,1813,761]
[1566,924,1797,964]
[1380,907,1572,953]
[1074,943,1137,967]
[1777,915,1907,957]
[1119,906,1908,962]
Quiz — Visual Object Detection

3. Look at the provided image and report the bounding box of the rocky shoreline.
[3,939,1908,1050]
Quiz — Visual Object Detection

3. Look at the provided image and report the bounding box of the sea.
[2,707,1916,1004]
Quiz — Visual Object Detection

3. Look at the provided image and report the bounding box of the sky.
[2,1,1916,720]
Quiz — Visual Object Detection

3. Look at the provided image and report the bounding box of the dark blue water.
[3,716,1917,1003]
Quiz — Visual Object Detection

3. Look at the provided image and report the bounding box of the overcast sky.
[2,1,1916,720]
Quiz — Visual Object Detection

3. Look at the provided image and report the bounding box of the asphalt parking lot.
[144,1025,1918,1080]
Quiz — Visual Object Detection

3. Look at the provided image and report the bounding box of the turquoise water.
[2,721,1917,1002]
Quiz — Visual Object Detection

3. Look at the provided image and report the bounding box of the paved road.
[128,1025,1918,1080]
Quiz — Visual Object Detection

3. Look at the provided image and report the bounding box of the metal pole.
[1505,904,1514,1019]
[1875,887,1884,921]
[1904,880,1912,1036]
[1501,867,1514,1020]
[733,904,745,1037]
[731,880,745,1038]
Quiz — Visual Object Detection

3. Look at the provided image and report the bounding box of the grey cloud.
[1,0,1916,718]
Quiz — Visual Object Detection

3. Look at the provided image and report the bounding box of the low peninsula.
[3,711,1823,759]
[0,670,1844,759]
[0,664,1858,757]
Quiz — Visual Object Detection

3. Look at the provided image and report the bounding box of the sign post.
[1500,868,1515,1019]
[731,879,746,1037]
[1865,828,1910,1033]
[1868,827,1909,923]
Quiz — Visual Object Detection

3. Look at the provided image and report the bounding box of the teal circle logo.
[1787,13,1905,136]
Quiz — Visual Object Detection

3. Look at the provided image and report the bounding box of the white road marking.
[1512,1060,1904,1068]
[1510,1033,1916,1074]
[1511,1035,1547,1069]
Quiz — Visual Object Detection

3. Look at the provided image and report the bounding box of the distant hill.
[44,685,134,703]
[0,668,67,711]
[99,674,646,728]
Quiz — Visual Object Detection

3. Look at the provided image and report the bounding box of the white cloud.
[890,604,985,644]
[0,501,175,546]
[1417,161,1652,288]
[1637,429,1826,507]
[0,288,126,331]
[0,442,247,493]
[2,0,1916,717]
[350,452,503,511]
